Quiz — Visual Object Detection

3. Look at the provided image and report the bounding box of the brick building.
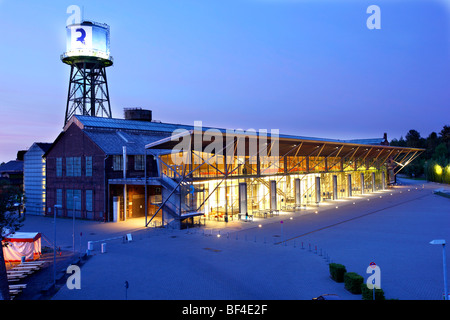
[44,110,423,228]
[44,113,173,221]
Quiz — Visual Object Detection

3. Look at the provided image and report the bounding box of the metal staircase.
[146,174,202,228]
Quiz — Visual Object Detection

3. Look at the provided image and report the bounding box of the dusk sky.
[0,0,449,163]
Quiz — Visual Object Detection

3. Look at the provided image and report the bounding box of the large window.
[86,156,93,176]
[86,190,93,212]
[134,155,145,171]
[66,189,81,210]
[56,158,62,177]
[56,189,63,206]
[113,155,123,171]
[74,157,81,176]
[66,157,81,177]
[66,157,73,176]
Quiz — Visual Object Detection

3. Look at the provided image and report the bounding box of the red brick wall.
[45,123,107,221]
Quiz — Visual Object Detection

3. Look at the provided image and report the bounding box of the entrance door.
[132,194,145,218]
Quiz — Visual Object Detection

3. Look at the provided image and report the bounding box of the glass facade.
[155,148,387,222]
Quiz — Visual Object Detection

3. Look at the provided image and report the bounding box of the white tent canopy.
[2,232,42,262]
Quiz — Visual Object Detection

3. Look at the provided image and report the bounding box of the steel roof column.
[333,175,338,200]
[315,176,321,204]
[360,172,365,195]
[347,174,352,197]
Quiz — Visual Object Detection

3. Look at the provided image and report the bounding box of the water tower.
[61,20,113,125]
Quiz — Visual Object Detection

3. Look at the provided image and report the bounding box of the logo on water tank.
[70,25,92,50]
[75,28,87,44]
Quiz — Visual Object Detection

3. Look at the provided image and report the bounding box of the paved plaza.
[15,177,450,300]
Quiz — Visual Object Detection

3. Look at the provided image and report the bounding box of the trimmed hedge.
[344,272,364,294]
[329,263,347,282]
[361,284,385,300]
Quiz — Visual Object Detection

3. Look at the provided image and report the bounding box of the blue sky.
[0,0,449,163]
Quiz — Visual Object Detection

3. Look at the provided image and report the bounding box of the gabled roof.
[83,129,171,155]
[35,143,53,153]
[45,114,401,158]
[70,115,387,146]
[0,160,23,173]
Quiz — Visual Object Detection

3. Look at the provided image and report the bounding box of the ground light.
[430,239,448,300]
[435,164,443,176]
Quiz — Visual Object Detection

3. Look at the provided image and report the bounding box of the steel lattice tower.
[61,21,113,126]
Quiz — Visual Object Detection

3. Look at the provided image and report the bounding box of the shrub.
[361,283,385,300]
[329,263,346,282]
[344,272,364,294]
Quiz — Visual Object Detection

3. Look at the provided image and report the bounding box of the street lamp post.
[53,204,62,286]
[430,239,448,300]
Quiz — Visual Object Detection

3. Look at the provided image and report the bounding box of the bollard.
[101,243,107,253]
[88,241,94,251]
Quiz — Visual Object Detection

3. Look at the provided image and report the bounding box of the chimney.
[381,133,389,146]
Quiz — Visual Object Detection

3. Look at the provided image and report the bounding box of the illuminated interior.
[152,144,392,223]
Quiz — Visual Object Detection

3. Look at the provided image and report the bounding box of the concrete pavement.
[15,177,450,300]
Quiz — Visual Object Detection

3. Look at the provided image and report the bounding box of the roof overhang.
[145,129,424,161]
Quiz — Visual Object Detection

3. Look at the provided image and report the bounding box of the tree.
[439,125,450,143]
[425,132,441,159]
[390,136,406,147]
[439,125,450,157]
[405,129,424,148]
[0,181,24,300]
[433,143,448,162]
